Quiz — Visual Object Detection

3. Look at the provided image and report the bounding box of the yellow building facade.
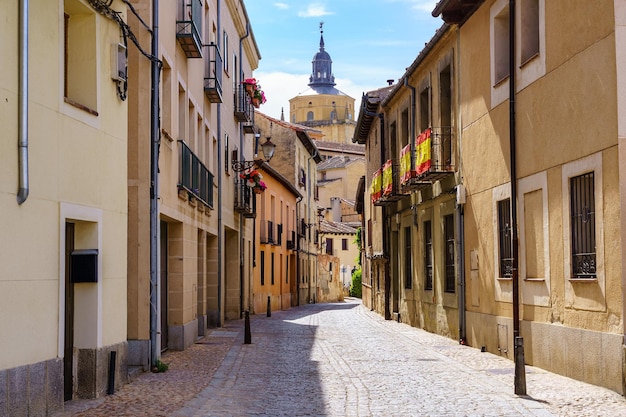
[1,0,129,412]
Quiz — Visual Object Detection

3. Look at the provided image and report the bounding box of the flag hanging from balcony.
[400,143,413,185]
[382,160,393,197]
[415,127,432,175]
[371,168,382,203]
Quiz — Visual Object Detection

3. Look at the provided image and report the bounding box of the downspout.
[149,0,160,367]
[238,20,250,318]
[216,0,223,327]
[307,148,319,303]
[509,0,526,395]
[17,0,29,205]
[295,195,302,306]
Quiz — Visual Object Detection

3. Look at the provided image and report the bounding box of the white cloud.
[297,3,334,18]
[411,0,438,13]
[274,2,289,10]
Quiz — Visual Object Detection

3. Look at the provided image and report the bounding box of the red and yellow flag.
[415,128,432,175]
[371,168,382,203]
[382,160,393,197]
[400,143,413,185]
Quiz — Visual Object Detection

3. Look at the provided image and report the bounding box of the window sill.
[496,277,513,281]
[569,278,598,283]
[524,278,545,282]
[64,97,98,116]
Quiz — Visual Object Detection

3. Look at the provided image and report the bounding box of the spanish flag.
[400,143,413,185]
[371,168,382,203]
[382,160,393,196]
[415,128,432,175]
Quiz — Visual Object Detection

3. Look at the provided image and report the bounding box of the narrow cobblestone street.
[59,298,626,417]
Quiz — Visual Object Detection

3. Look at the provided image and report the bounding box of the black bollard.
[244,311,251,344]
[267,296,271,317]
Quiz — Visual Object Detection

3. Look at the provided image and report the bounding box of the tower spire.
[309,23,335,91]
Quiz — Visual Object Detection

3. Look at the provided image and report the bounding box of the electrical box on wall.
[71,249,99,283]
[111,43,127,82]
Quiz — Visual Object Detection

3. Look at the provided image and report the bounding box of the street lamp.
[231,126,276,172]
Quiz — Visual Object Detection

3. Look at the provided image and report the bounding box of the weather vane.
[320,21,324,34]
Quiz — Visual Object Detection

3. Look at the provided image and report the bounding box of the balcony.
[234,179,255,218]
[178,141,214,208]
[260,220,275,244]
[234,86,253,122]
[176,0,203,58]
[203,43,223,103]
[287,230,296,250]
[400,127,455,192]
[372,159,405,207]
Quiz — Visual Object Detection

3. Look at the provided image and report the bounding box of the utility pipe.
[509,0,526,395]
[149,0,160,367]
[238,20,250,318]
[216,0,223,327]
[17,0,29,205]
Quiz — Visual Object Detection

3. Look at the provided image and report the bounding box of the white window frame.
[492,182,512,303]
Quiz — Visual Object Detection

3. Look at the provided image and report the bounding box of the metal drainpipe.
[216,0,223,327]
[149,0,160,368]
[238,21,250,319]
[17,0,29,205]
[307,149,318,303]
[509,0,526,395]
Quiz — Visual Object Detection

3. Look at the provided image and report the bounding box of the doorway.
[64,222,75,401]
[160,221,169,352]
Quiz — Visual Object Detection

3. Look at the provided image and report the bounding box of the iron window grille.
[424,220,433,290]
[404,226,412,289]
[444,214,455,293]
[570,172,596,278]
[497,199,513,278]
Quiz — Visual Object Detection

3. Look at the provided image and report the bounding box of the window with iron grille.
[497,199,513,278]
[260,251,265,285]
[424,220,433,290]
[570,172,596,278]
[444,214,455,293]
[404,226,412,289]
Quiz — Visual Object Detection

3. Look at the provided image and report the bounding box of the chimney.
[387,79,394,86]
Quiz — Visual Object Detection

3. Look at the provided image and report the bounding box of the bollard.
[514,336,527,395]
[244,311,251,344]
[267,296,271,317]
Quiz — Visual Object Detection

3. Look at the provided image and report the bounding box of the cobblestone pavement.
[59,298,626,416]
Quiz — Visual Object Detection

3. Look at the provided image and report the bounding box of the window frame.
[444,214,455,293]
[424,220,433,291]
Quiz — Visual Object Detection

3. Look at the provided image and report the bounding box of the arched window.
[330,110,337,120]
[307,111,314,121]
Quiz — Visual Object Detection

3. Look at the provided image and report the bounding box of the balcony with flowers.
[240,169,267,194]
[242,78,267,108]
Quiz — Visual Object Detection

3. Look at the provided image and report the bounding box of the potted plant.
[240,169,267,193]
[242,78,267,108]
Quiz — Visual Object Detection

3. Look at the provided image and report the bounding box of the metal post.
[244,311,251,344]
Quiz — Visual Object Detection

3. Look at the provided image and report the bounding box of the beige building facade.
[1,0,129,413]
[126,0,261,372]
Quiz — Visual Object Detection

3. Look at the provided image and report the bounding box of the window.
[444,214,455,293]
[404,226,412,289]
[439,63,452,167]
[224,134,229,174]
[401,109,409,148]
[326,238,333,255]
[520,0,540,65]
[424,220,433,291]
[260,251,265,285]
[271,253,275,285]
[342,239,348,251]
[223,31,229,72]
[307,111,314,122]
[299,168,306,187]
[497,199,513,278]
[419,84,430,133]
[493,3,510,84]
[63,0,97,113]
[570,172,596,279]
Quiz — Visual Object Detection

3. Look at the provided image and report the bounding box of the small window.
[497,199,513,278]
[424,220,433,291]
[342,238,348,251]
[307,111,314,122]
[444,214,455,293]
[223,31,229,72]
[570,172,596,279]
[224,134,229,174]
[404,226,412,289]
[493,4,511,84]
[520,0,540,65]
[326,238,333,255]
[419,85,430,133]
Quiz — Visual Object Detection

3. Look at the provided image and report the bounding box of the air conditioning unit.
[111,43,127,82]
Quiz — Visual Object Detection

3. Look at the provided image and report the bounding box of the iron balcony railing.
[287,230,296,250]
[178,140,214,208]
[260,220,276,244]
[176,0,203,58]
[234,86,253,122]
[203,43,223,103]
[234,179,254,218]
[400,126,455,192]
[373,159,405,207]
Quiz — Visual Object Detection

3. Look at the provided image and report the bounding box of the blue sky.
[245,1,445,120]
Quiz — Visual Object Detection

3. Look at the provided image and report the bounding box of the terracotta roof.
[315,140,365,155]
[320,220,360,234]
[318,155,365,170]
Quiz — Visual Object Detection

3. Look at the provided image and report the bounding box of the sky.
[245,1,445,120]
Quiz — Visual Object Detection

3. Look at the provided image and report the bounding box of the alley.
[169,299,626,417]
